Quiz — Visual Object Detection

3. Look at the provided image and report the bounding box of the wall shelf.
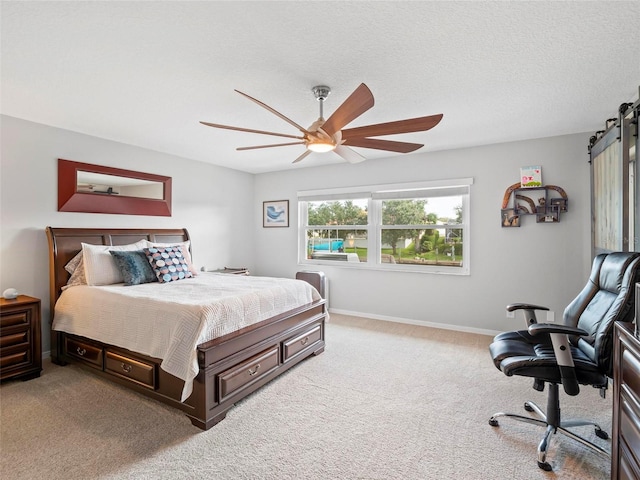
[501,183,568,227]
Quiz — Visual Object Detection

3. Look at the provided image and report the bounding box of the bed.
[46,227,326,430]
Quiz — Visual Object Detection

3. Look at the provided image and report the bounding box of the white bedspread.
[53,273,321,401]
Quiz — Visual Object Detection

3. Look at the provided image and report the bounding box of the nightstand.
[212,267,250,275]
[0,295,42,381]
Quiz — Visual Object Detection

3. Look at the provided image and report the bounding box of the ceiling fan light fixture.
[307,141,336,153]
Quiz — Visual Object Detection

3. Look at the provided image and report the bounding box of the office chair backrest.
[563,252,640,376]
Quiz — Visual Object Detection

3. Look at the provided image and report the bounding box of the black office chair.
[488,252,640,471]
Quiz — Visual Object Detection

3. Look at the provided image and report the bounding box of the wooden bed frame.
[46,227,326,430]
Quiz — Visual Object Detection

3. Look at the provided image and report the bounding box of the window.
[298,178,472,274]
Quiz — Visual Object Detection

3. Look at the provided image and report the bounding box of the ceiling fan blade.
[200,121,304,140]
[334,145,366,164]
[235,90,310,134]
[237,142,306,151]
[342,137,423,153]
[292,150,312,164]
[321,83,375,137]
[341,114,443,139]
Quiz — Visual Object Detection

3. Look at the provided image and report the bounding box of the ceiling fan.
[200,83,443,164]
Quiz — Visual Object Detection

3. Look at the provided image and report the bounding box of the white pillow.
[148,240,198,276]
[81,240,150,286]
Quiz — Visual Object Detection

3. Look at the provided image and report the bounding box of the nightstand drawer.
[0,310,31,329]
[0,349,30,369]
[105,350,156,389]
[0,330,29,349]
[218,347,279,402]
[65,337,103,368]
[283,324,322,361]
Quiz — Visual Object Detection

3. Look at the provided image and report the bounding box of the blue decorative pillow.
[143,246,194,284]
[110,250,158,286]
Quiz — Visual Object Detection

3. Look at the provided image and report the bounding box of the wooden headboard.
[46,227,190,321]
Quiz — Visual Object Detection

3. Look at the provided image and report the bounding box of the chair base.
[488,384,610,471]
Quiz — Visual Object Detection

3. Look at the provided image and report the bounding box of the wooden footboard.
[46,227,327,430]
[190,300,325,429]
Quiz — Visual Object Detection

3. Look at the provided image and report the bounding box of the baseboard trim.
[329,308,501,337]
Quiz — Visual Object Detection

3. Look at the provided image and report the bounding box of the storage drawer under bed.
[217,346,280,402]
[105,349,157,389]
[63,336,156,389]
[65,336,103,368]
[283,323,322,362]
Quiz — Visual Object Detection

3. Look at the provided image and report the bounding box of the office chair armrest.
[527,323,588,337]
[528,323,589,396]
[507,303,550,327]
[507,303,550,312]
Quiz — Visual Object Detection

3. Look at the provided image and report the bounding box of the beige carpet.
[1,314,611,479]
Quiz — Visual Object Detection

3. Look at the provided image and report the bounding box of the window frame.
[298,178,472,275]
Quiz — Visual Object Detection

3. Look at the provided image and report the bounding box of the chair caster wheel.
[538,461,552,471]
[524,402,534,412]
[488,418,499,427]
[595,428,609,440]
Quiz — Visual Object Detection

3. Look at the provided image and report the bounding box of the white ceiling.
[2,1,639,174]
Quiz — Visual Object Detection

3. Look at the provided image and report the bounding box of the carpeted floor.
[0,314,611,479]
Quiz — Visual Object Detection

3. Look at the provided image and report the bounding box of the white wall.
[0,115,594,348]
[0,115,255,353]
[253,133,592,334]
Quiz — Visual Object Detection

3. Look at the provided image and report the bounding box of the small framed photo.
[263,200,289,228]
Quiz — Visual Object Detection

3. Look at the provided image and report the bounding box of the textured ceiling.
[2,1,639,174]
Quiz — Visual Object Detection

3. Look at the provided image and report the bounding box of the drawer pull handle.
[121,363,132,373]
[300,336,309,346]
[76,347,87,356]
[248,364,261,376]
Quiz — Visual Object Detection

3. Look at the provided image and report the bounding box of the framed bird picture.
[263,200,289,228]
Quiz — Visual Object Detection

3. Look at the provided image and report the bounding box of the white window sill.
[298,260,469,275]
